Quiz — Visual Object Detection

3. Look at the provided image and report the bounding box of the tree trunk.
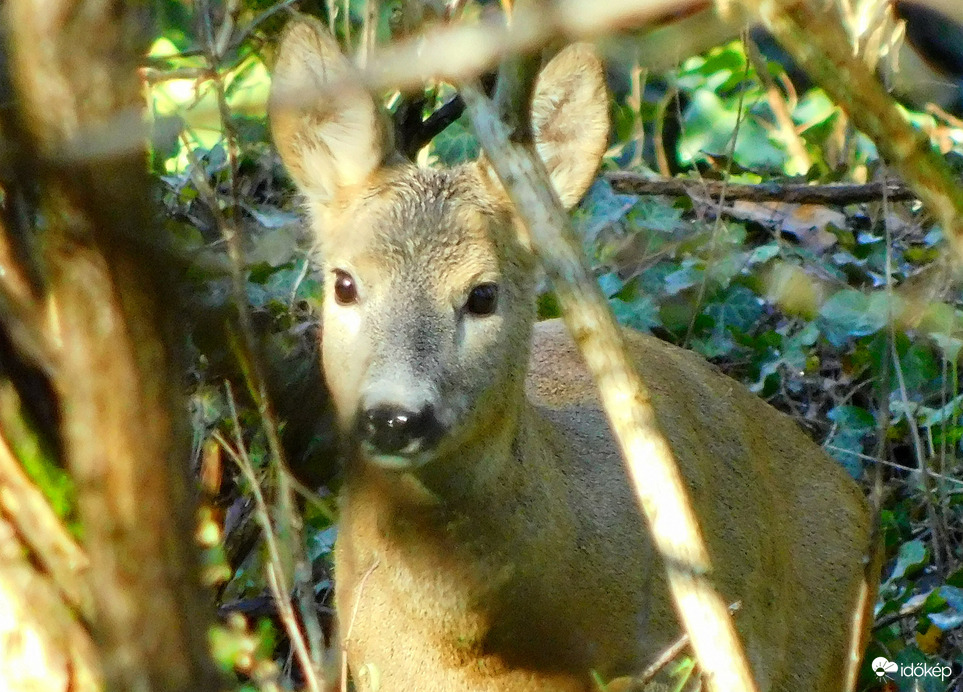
[0,0,223,688]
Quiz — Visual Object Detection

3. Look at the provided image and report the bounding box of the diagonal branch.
[463,83,759,692]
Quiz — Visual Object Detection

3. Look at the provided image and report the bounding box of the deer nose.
[362,404,440,456]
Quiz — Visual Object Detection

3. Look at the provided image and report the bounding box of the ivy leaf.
[664,262,702,295]
[611,295,661,332]
[929,586,963,631]
[430,116,479,165]
[598,272,624,298]
[574,179,636,246]
[818,289,889,346]
[705,285,764,333]
[888,539,928,583]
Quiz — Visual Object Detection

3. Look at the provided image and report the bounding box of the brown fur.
[270,17,876,692]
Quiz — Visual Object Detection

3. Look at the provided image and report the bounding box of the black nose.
[362,404,440,455]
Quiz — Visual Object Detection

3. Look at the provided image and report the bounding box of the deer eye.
[465,283,498,316]
[333,270,358,305]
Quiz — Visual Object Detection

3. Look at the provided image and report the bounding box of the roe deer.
[269,17,876,692]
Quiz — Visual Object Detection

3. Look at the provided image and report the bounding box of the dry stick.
[213,0,240,59]
[631,601,743,689]
[360,0,378,68]
[178,129,325,683]
[214,406,322,692]
[340,559,380,692]
[606,172,920,204]
[653,88,676,178]
[464,85,759,692]
[730,0,963,263]
[343,0,351,44]
[493,0,541,136]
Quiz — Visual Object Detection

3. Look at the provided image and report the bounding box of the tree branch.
[607,171,921,204]
[464,83,759,692]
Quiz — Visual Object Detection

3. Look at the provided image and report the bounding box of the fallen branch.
[607,171,920,204]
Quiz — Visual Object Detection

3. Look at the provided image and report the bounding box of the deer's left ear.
[530,43,609,209]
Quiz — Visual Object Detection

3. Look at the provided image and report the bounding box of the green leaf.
[929,586,963,630]
[611,295,661,332]
[828,405,876,432]
[663,262,702,295]
[889,539,928,582]
[705,285,763,333]
[430,116,479,165]
[598,272,624,298]
[892,647,952,692]
[575,179,637,245]
[818,289,889,345]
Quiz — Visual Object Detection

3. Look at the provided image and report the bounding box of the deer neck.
[341,387,563,539]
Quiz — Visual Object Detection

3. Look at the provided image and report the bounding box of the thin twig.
[214,406,322,692]
[193,2,328,672]
[340,559,380,692]
[343,0,351,44]
[360,0,378,69]
[744,35,810,174]
[873,598,926,630]
[684,52,749,347]
[890,338,947,573]
[628,601,743,689]
[265,562,316,692]
[824,445,963,487]
[214,0,241,60]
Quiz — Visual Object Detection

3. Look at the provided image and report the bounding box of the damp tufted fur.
[269,17,877,692]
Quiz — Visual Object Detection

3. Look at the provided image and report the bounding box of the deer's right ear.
[269,17,390,211]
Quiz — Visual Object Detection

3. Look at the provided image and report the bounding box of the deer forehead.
[316,165,522,282]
